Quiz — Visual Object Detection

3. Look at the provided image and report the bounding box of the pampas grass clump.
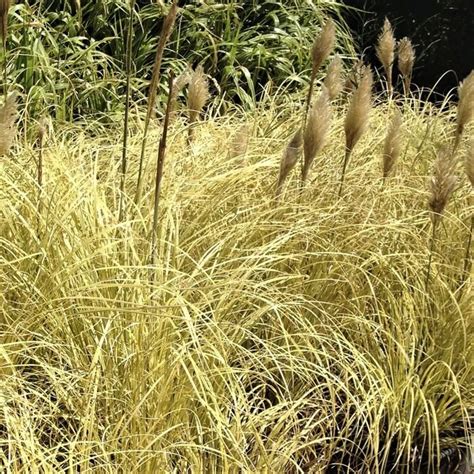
[1,99,473,472]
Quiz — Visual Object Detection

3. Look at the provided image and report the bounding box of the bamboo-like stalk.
[118,0,136,223]
[150,72,174,268]
[135,0,178,205]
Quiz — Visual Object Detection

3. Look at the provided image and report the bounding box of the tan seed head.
[456,70,474,139]
[465,139,474,188]
[382,109,402,179]
[398,37,415,93]
[311,19,336,78]
[188,65,209,125]
[376,18,396,93]
[303,86,332,183]
[324,55,344,101]
[428,147,457,225]
[276,129,303,197]
[344,66,373,152]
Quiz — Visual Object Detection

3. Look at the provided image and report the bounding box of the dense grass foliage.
[4,0,353,118]
[1,94,472,471]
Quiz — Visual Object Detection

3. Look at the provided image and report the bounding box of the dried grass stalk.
[302,87,331,183]
[324,55,344,101]
[0,91,17,156]
[398,37,415,95]
[0,0,9,47]
[339,66,373,196]
[455,70,474,149]
[376,18,396,95]
[276,129,303,198]
[382,109,402,180]
[135,0,178,204]
[428,147,457,226]
[305,19,336,118]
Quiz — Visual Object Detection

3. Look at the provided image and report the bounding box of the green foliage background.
[5,0,353,119]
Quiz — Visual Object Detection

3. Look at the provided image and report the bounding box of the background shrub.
[5,0,354,119]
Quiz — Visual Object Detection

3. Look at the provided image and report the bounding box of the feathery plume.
[305,19,336,118]
[276,129,303,198]
[169,69,191,121]
[187,64,209,141]
[465,139,474,188]
[398,37,415,95]
[345,66,373,152]
[382,109,402,180]
[0,91,17,156]
[376,18,396,95]
[324,55,344,101]
[339,66,373,196]
[302,86,332,183]
[455,70,474,148]
[426,147,457,292]
[428,147,457,225]
[187,65,209,123]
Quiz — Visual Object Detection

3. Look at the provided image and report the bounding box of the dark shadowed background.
[342,0,474,97]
